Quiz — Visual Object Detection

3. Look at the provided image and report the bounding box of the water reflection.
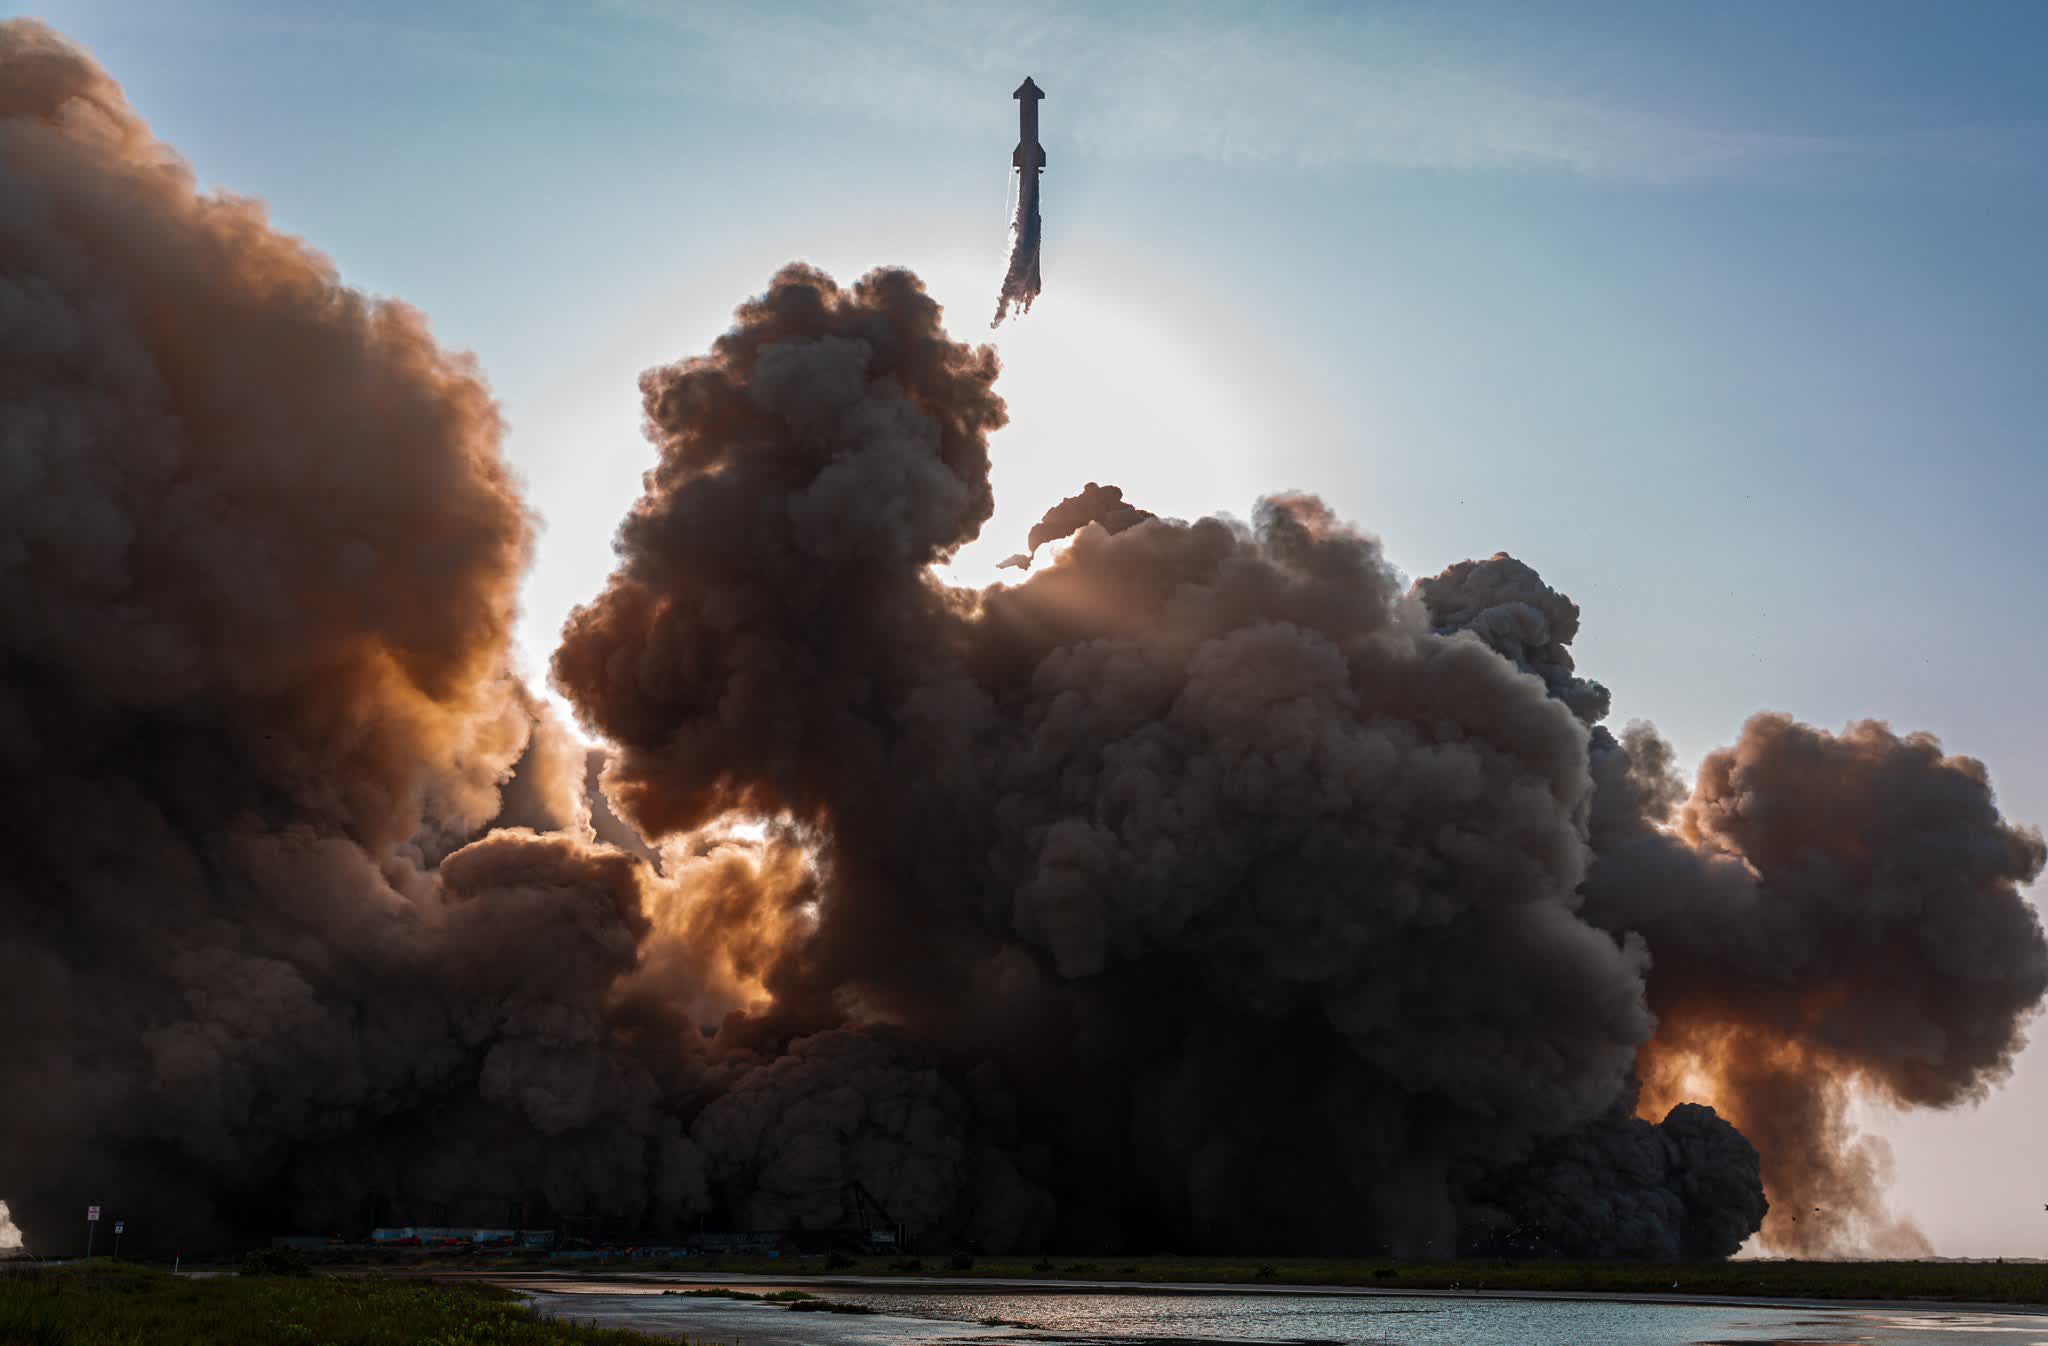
[529,1281,2048,1346]
[756,1288,2048,1346]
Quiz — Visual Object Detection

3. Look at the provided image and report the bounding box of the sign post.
[113,1221,125,1259]
[85,1205,99,1262]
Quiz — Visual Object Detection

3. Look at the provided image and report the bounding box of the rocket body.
[1013,77,1045,172]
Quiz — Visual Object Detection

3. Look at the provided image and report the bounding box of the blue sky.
[19,0,2048,1254]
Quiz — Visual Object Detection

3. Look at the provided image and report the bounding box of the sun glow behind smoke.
[941,285,1266,589]
[633,812,822,1023]
[505,248,1270,717]
[695,812,772,848]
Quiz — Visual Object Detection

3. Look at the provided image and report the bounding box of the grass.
[0,1263,674,1346]
[496,1253,2048,1306]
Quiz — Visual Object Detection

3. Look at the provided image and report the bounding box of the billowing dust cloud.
[0,19,716,1252]
[1584,716,2048,1254]
[1421,557,2047,1255]
[553,264,2045,1255]
[4,19,2044,1262]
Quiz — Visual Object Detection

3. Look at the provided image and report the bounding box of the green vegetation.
[524,1253,2048,1306]
[239,1248,312,1277]
[0,1263,669,1346]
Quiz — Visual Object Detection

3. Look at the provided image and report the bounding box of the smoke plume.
[1458,1098,1766,1261]
[552,258,2041,1257]
[0,19,717,1251]
[1583,716,2048,1254]
[0,1202,22,1257]
[1418,555,2048,1255]
[992,166,1042,327]
[5,20,2043,1262]
[998,481,1154,570]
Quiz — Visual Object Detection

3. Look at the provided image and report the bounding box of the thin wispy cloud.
[594,0,2038,184]
[221,0,2036,185]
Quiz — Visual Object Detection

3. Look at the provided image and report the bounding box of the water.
[526,1280,2048,1346]
[802,1288,2048,1345]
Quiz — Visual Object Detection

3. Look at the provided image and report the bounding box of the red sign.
[86,1206,100,1221]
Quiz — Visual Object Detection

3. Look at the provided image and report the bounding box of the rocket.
[993,77,1045,326]
[1013,76,1046,176]
[1012,75,1045,258]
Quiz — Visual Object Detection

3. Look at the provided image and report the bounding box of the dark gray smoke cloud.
[690,1029,1055,1249]
[556,268,2042,1256]
[1419,553,2048,1255]
[1415,552,1612,725]
[998,481,1155,570]
[7,20,2042,1263]
[550,264,1726,1257]
[1458,1097,1766,1261]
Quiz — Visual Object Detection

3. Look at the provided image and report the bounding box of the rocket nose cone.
[1014,77,1043,99]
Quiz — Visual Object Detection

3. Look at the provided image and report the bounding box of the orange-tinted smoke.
[1425,560,2048,1258]
[0,18,534,849]
[1591,715,2048,1254]
[631,826,822,1025]
[0,19,700,1249]
[1639,1025,1929,1256]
